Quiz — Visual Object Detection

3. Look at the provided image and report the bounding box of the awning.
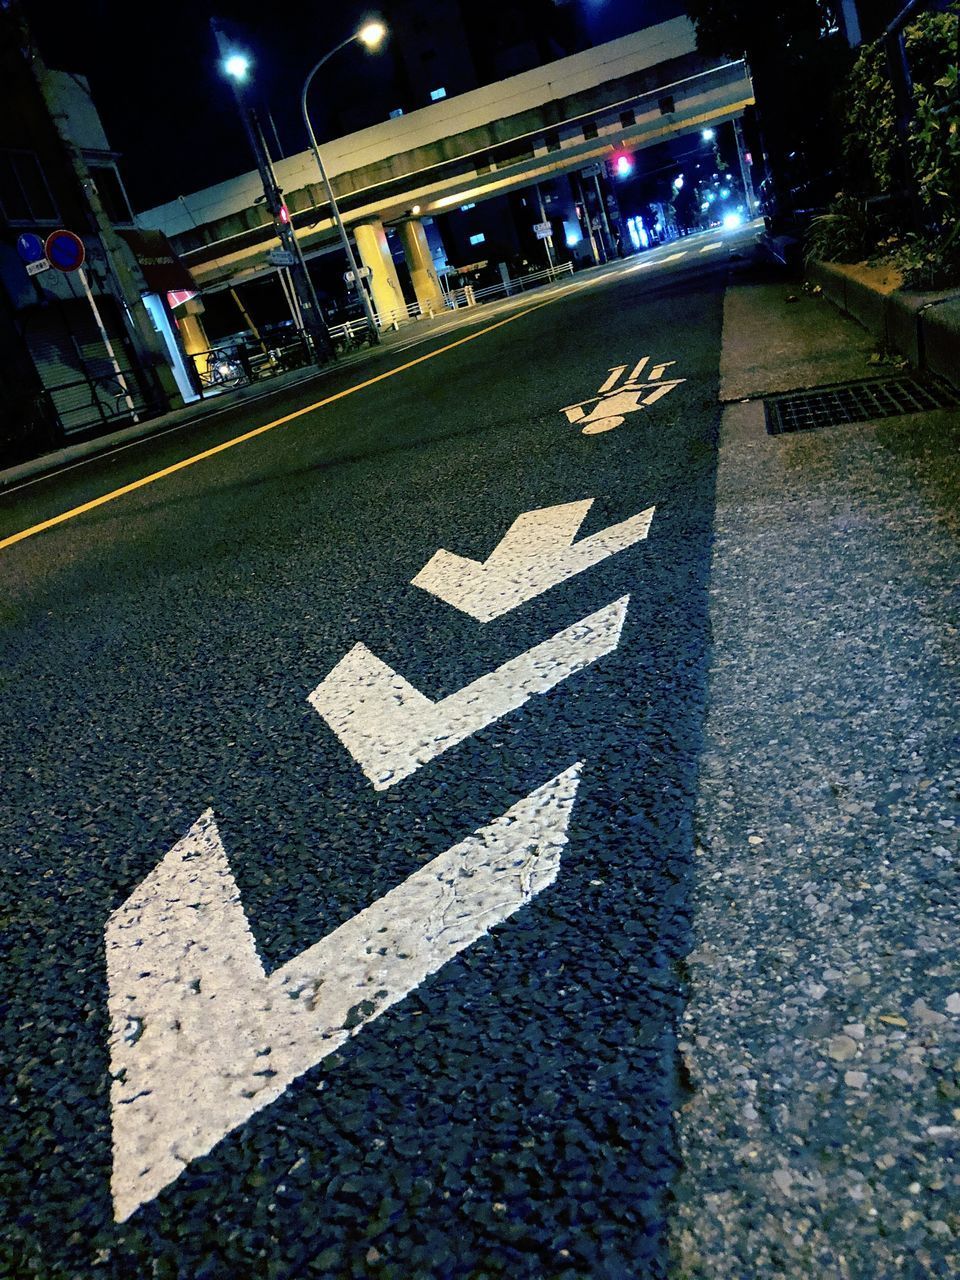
[119,228,196,294]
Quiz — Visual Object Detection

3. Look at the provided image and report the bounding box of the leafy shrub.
[812,4,959,282]
[803,193,874,266]
[892,223,960,289]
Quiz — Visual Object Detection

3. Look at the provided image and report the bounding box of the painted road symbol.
[308,596,628,790]
[106,766,582,1221]
[412,498,655,622]
[561,356,685,434]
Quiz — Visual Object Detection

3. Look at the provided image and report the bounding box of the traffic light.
[613,152,634,179]
[278,203,290,225]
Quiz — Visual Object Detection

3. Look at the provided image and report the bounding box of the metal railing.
[445,262,574,309]
[188,335,311,394]
[186,261,576,397]
[327,318,379,353]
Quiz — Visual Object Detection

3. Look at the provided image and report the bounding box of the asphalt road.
[1,236,733,1279]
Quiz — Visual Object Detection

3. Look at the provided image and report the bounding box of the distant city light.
[720,187,730,198]
[672,174,684,191]
[701,128,715,141]
[223,54,250,81]
[626,216,648,250]
[430,87,448,101]
[723,212,743,229]
[469,232,485,245]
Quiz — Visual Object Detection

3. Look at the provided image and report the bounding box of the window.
[582,121,598,141]
[90,164,133,225]
[469,232,485,245]
[0,150,59,224]
[619,109,636,128]
[389,107,404,118]
[658,95,675,116]
[429,87,447,101]
[460,202,476,211]
[543,130,560,153]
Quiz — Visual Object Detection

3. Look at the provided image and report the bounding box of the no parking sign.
[44,228,86,272]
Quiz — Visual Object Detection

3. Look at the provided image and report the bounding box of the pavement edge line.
[0,293,572,554]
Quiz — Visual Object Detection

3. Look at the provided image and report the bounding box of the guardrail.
[188,337,311,393]
[446,262,574,310]
[368,262,576,329]
[188,262,576,390]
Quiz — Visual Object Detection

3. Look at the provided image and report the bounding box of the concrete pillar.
[354,220,406,327]
[397,219,445,315]
[176,302,211,389]
[176,305,210,358]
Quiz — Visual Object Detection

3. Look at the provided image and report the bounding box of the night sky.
[23,0,685,212]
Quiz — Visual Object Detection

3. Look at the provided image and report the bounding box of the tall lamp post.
[213,20,334,363]
[301,22,386,341]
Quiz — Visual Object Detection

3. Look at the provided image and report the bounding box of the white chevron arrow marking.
[106,764,582,1222]
[411,499,655,621]
[308,596,628,790]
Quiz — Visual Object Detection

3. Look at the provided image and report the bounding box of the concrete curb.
[808,260,960,391]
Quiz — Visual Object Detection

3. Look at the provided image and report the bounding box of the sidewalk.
[672,277,960,1276]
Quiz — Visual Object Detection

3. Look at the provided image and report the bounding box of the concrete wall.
[811,260,960,392]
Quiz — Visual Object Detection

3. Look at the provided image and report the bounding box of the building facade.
[0,3,192,464]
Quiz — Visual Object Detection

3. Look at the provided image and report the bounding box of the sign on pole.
[267,248,296,267]
[17,232,50,276]
[44,229,86,273]
[533,222,552,239]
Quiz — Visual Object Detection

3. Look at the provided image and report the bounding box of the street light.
[213,21,334,363]
[301,22,387,340]
[223,53,251,82]
[701,128,715,142]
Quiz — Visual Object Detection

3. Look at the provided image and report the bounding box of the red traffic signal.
[278,204,290,224]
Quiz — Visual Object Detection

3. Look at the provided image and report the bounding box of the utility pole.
[535,184,555,274]
[732,118,758,218]
[212,19,333,363]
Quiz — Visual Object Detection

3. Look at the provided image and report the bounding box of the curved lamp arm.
[300,33,380,339]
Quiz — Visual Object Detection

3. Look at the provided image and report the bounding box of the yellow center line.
[1,291,578,554]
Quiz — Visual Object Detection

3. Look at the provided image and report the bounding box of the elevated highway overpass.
[139,15,752,334]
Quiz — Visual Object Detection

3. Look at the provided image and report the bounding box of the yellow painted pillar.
[353,219,406,327]
[397,219,445,315]
[177,305,209,358]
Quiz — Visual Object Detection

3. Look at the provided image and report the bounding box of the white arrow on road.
[106,764,582,1222]
[308,595,627,790]
[411,499,655,622]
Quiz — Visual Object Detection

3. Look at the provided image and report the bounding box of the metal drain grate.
[765,376,959,435]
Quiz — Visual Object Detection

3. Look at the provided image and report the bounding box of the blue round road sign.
[16,233,46,264]
[44,229,86,273]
